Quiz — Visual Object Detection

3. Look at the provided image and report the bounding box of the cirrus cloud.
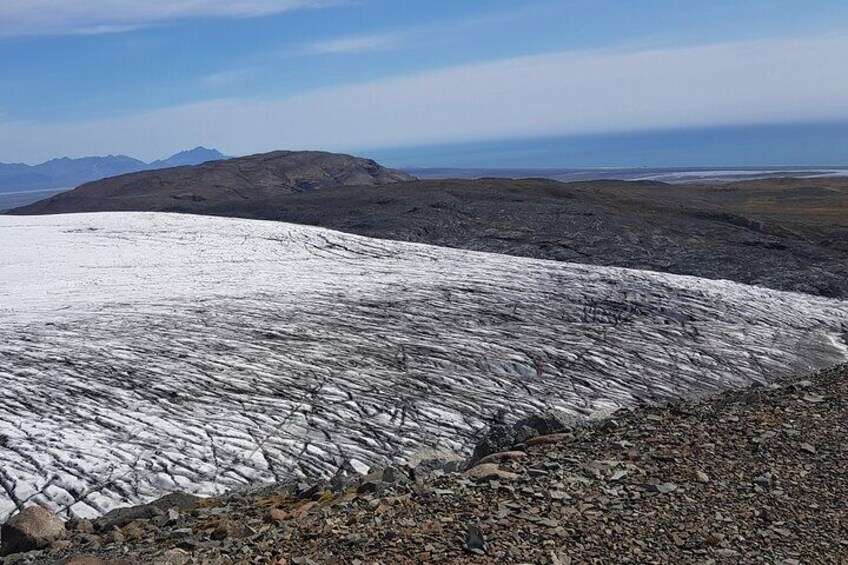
[301,32,403,55]
[0,0,346,37]
[2,33,848,163]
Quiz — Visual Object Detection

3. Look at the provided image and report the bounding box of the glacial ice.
[0,212,845,521]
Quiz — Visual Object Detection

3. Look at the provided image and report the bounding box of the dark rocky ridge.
[237,177,848,298]
[9,151,414,215]
[3,364,845,564]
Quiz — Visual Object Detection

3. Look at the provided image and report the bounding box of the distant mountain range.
[0,147,227,194]
[10,150,414,215]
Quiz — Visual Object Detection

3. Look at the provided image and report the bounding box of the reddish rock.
[476,450,527,465]
[264,508,290,525]
[525,433,572,447]
[210,518,250,540]
[464,463,520,482]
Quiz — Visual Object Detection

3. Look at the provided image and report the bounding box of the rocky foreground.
[1,364,845,564]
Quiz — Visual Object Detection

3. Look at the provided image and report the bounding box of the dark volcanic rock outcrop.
[9,151,414,215]
[191,176,848,298]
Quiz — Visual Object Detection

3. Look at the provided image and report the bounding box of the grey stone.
[156,507,180,528]
[356,481,381,494]
[296,482,325,500]
[149,493,201,512]
[518,411,579,436]
[471,423,515,462]
[646,482,678,494]
[408,453,463,481]
[381,466,409,484]
[512,424,540,445]
[465,523,487,555]
[752,476,771,488]
[95,503,163,532]
[799,442,817,455]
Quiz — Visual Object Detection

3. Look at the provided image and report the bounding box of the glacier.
[0,212,846,521]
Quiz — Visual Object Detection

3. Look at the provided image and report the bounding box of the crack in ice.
[0,212,846,520]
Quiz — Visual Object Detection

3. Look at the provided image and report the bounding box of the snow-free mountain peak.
[0,148,229,194]
[149,146,227,169]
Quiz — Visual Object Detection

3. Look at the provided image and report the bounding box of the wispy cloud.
[301,32,402,55]
[201,68,254,89]
[0,0,346,37]
[294,8,523,57]
[66,24,144,36]
[3,33,848,162]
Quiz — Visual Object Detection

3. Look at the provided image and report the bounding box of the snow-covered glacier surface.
[0,212,846,521]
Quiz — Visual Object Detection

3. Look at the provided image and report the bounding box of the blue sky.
[2,0,848,165]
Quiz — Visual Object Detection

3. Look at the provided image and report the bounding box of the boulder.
[472,410,580,462]
[356,481,382,495]
[465,523,487,555]
[0,505,66,556]
[156,507,180,528]
[67,518,95,534]
[406,449,464,481]
[525,433,572,447]
[518,411,578,436]
[95,503,163,532]
[149,492,201,512]
[476,451,527,465]
[263,508,290,526]
[464,463,520,482]
[211,519,250,540]
[295,482,326,500]
[92,492,199,533]
[152,548,190,565]
[471,423,515,462]
[381,466,410,484]
[512,424,540,445]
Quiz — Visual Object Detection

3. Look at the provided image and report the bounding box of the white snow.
[0,212,846,521]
